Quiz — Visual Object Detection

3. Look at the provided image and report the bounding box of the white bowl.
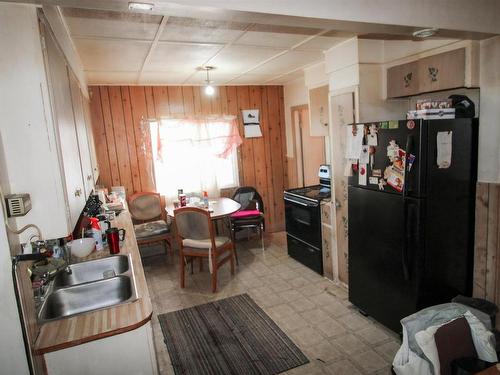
[68,238,96,258]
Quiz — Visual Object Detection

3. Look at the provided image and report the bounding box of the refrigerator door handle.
[404,135,414,196]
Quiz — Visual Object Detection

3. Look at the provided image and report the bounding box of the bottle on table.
[203,191,209,208]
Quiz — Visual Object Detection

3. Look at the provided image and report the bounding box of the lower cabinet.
[44,322,158,375]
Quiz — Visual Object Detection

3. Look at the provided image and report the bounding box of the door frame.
[328,85,359,285]
[290,104,308,188]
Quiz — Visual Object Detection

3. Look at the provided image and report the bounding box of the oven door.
[284,195,322,249]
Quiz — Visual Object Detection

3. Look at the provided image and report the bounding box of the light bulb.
[205,85,215,96]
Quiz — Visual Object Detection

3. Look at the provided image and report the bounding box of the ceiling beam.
[137,15,169,83]
[225,29,329,84]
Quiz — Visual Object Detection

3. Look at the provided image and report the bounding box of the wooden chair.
[174,206,235,293]
[128,192,172,256]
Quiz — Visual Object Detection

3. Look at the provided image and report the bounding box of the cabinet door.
[387,61,419,98]
[418,48,465,93]
[45,31,86,230]
[68,71,94,198]
[82,97,99,184]
[309,85,329,136]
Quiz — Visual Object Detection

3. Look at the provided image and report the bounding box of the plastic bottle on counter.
[87,217,104,251]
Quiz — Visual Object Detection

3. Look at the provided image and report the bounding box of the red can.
[179,194,187,207]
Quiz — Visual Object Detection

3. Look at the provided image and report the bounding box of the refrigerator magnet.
[407,120,416,130]
[380,121,389,129]
[369,177,379,185]
[437,131,452,169]
[407,154,416,172]
[367,123,378,146]
[372,169,382,177]
[388,121,399,129]
[378,179,387,190]
[387,168,404,192]
[359,145,370,164]
[387,140,399,161]
[359,164,368,186]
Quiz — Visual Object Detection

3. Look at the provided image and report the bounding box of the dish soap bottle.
[203,191,209,208]
[87,217,104,251]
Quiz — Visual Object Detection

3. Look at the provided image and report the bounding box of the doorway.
[291,105,326,188]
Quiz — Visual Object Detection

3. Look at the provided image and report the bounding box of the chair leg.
[260,223,265,251]
[211,255,217,293]
[230,246,235,275]
[179,251,185,289]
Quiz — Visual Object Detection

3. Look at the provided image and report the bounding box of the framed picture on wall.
[242,109,262,138]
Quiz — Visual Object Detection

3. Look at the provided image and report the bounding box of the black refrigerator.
[348,118,478,333]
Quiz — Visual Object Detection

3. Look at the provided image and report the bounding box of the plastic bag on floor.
[392,303,496,375]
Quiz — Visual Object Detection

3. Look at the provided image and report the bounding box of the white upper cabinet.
[308,85,329,136]
[82,97,100,185]
[69,70,94,198]
[44,27,87,229]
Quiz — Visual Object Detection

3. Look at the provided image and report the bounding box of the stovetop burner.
[286,184,331,201]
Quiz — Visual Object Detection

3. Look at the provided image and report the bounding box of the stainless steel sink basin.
[53,255,130,288]
[38,275,137,323]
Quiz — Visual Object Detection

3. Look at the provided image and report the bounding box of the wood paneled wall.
[473,182,500,328]
[88,85,288,232]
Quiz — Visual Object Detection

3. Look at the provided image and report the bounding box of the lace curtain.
[150,115,242,201]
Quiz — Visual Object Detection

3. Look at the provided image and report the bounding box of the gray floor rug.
[158,293,309,375]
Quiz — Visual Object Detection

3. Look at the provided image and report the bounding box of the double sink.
[38,255,138,323]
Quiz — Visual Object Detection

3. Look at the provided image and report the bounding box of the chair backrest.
[174,207,213,241]
[232,186,264,213]
[128,192,163,221]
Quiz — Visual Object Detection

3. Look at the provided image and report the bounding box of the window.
[150,116,241,201]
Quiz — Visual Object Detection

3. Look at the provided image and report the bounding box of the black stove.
[284,165,331,275]
[285,184,331,201]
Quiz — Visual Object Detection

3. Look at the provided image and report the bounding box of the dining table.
[165,197,241,220]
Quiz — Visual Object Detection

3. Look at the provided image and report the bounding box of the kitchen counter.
[34,211,153,354]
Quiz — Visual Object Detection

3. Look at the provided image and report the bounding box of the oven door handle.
[295,218,310,226]
[284,197,319,207]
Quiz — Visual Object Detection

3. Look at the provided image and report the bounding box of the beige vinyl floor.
[141,231,400,375]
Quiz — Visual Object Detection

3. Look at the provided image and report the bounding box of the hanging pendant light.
[200,66,216,96]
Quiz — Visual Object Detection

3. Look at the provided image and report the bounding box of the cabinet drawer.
[387,61,419,98]
[418,48,465,93]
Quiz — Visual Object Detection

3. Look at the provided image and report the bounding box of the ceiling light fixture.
[200,66,216,96]
[128,2,154,11]
[412,28,438,38]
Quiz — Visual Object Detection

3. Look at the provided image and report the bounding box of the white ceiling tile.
[160,17,247,43]
[251,50,323,75]
[86,71,139,85]
[63,8,161,40]
[235,31,307,49]
[266,70,304,84]
[139,71,191,85]
[208,45,285,75]
[296,36,349,51]
[75,39,150,71]
[228,74,277,85]
[145,43,221,73]
[184,71,239,85]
